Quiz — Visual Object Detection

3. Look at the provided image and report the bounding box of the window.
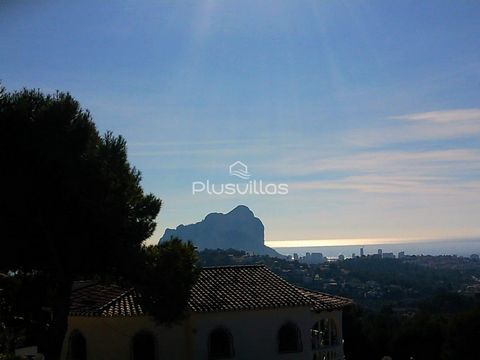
[132,331,155,360]
[68,330,86,360]
[278,322,302,353]
[311,319,339,350]
[209,327,234,359]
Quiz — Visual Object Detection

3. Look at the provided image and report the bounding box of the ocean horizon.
[272,238,480,258]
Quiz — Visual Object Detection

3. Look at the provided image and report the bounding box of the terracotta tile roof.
[187,265,312,312]
[296,287,353,311]
[70,284,144,317]
[69,265,351,317]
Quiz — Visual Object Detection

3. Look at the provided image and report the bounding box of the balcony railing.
[312,345,344,360]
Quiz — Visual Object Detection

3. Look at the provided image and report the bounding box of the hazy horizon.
[266,235,480,249]
[272,236,480,258]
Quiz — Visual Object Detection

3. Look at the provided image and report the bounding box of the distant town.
[288,247,480,264]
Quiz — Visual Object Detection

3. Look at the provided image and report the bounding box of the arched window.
[278,322,302,353]
[311,319,339,350]
[132,331,155,360]
[208,327,234,359]
[68,330,86,360]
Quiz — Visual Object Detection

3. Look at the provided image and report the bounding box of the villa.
[62,265,351,360]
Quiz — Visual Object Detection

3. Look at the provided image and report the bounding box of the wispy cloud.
[281,146,480,197]
[290,175,480,196]
[263,148,480,178]
[130,108,480,201]
[391,108,480,123]
[347,108,480,146]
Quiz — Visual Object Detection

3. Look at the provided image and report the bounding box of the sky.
[1,0,480,247]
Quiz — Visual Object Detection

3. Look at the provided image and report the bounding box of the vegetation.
[0,87,197,359]
[343,297,480,360]
[0,272,50,355]
[137,239,199,324]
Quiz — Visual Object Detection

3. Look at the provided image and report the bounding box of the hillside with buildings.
[199,249,480,359]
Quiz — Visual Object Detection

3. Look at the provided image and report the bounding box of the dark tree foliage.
[343,297,480,360]
[0,272,50,354]
[0,87,165,359]
[440,305,480,360]
[137,238,199,324]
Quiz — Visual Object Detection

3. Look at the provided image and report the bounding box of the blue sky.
[2,1,480,246]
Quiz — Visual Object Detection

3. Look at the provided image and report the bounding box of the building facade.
[62,265,351,360]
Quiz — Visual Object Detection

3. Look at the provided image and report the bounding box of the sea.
[272,238,480,259]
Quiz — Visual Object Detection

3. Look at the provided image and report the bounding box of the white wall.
[191,307,313,360]
[61,316,187,360]
[61,308,344,360]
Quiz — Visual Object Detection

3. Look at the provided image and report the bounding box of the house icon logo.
[229,161,251,180]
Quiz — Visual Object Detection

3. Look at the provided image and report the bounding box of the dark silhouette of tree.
[342,305,374,360]
[0,272,50,354]
[441,305,480,360]
[137,238,199,324]
[0,86,190,359]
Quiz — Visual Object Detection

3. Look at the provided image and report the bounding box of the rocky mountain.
[159,205,285,258]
